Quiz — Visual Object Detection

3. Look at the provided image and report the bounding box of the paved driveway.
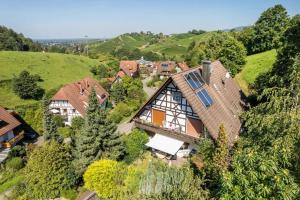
[142,76,157,98]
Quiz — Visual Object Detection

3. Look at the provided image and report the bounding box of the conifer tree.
[212,124,229,173]
[43,96,60,142]
[73,88,105,175]
[101,118,125,160]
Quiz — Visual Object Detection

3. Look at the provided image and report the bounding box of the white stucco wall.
[49,100,82,125]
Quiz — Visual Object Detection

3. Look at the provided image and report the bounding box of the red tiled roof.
[0,107,21,136]
[51,77,109,116]
[120,61,138,76]
[155,61,176,75]
[108,70,126,83]
[177,62,189,71]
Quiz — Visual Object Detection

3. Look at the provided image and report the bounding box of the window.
[184,71,204,90]
[173,92,181,102]
[197,89,213,107]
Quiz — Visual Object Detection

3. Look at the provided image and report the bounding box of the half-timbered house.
[131,60,246,159]
[50,77,109,125]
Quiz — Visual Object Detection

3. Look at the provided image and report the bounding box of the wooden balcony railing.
[2,131,24,148]
[133,118,198,144]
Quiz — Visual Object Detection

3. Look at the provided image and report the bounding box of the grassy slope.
[0,51,100,108]
[235,49,277,95]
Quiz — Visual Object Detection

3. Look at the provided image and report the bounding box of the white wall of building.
[49,100,82,126]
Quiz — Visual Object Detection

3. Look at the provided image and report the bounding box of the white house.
[131,61,246,159]
[50,77,109,125]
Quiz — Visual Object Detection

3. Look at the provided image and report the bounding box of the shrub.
[123,129,149,163]
[83,159,127,199]
[8,145,26,158]
[16,103,43,134]
[6,157,24,171]
[58,127,72,138]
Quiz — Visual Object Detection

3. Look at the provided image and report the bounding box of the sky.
[0,0,299,39]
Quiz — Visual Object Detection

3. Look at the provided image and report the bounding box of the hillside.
[235,49,277,95]
[0,51,100,108]
[89,32,214,59]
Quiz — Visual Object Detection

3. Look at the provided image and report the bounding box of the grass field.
[235,49,277,95]
[0,51,100,108]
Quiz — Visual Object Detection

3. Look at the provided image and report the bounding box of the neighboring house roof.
[0,107,21,136]
[51,77,109,116]
[177,62,189,71]
[155,61,176,75]
[108,70,126,83]
[120,60,138,76]
[133,60,246,144]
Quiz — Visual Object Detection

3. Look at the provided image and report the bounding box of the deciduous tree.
[24,141,76,199]
[12,70,44,99]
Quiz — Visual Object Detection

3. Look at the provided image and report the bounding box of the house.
[136,56,154,73]
[131,60,245,159]
[108,70,126,85]
[0,106,24,150]
[50,77,109,125]
[119,60,139,77]
[154,61,177,77]
[109,60,140,86]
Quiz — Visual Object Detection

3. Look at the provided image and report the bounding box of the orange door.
[152,109,165,126]
[186,117,203,138]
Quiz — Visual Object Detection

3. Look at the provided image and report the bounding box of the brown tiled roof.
[108,70,126,83]
[0,107,21,136]
[155,61,176,75]
[177,62,189,71]
[132,61,245,145]
[51,77,109,116]
[120,61,138,76]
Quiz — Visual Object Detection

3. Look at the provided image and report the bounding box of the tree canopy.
[24,141,76,199]
[12,70,44,99]
[185,32,246,76]
[0,25,41,51]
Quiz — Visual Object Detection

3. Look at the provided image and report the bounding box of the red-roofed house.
[50,77,109,125]
[0,107,24,150]
[108,70,126,85]
[119,60,139,77]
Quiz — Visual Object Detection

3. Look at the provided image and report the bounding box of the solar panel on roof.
[197,89,213,107]
[184,71,204,90]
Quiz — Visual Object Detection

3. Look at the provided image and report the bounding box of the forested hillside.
[0,26,41,51]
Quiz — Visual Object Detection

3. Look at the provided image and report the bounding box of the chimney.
[79,83,83,95]
[202,60,212,85]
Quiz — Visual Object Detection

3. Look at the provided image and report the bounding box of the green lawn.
[235,49,277,95]
[0,51,100,108]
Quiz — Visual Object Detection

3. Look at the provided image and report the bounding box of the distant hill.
[0,51,100,108]
[235,49,277,95]
[88,32,214,60]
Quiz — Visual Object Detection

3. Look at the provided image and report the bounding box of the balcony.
[2,131,24,148]
[133,118,198,144]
